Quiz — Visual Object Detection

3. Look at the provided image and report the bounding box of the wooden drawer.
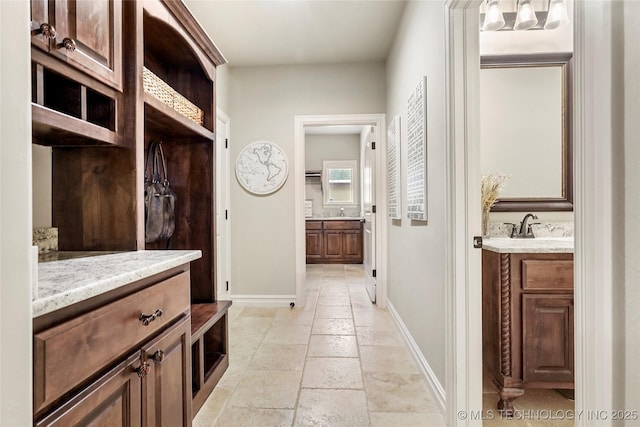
[522,260,574,291]
[305,220,323,230]
[323,220,362,230]
[34,271,190,414]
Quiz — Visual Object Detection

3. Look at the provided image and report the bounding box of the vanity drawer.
[522,260,574,291]
[33,271,190,413]
[323,220,362,230]
[306,220,323,230]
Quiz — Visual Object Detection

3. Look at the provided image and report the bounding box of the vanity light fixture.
[544,0,569,29]
[514,0,538,31]
[482,0,506,31]
[480,0,570,31]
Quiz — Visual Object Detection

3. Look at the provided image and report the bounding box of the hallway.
[193,264,445,426]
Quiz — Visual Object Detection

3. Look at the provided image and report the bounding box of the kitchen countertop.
[306,217,363,221]
[33,250,201,318]
[482,237,574,254]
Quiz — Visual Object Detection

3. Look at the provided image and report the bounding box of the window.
[323,160,357,206]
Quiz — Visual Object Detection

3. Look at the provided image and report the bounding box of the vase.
[482,208,490,237]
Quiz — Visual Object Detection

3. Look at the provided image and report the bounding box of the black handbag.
[144,141,176,243]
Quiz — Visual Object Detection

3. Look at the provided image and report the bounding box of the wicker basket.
[142,67,204,126]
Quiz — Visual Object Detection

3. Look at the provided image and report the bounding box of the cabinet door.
[342,230,363,261]
[522,295,574,383]
[324,231,343,259]
[142,316,192,427]
[35,353,142,427]
[30,0,54,52]
[53,0,122,89]
[306,231,324,260]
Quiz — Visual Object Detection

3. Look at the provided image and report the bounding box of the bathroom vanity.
[482,238,574,415]
[305,219,363,264]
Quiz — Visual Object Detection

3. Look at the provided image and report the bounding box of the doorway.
[294,114,387,309]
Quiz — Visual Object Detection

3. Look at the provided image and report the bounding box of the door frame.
[294,114,387,308]
[216,108,231,300]
[445,0,614,425]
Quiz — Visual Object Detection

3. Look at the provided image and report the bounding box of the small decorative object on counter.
[144,141,176,244]
[481,173,508,237]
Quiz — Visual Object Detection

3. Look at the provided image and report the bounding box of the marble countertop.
[306,217,363,221]
[482,237,574,254]
[33,250,201,318]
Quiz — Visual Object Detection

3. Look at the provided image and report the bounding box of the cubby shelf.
[32,104,120,146]
[144,94,214,140]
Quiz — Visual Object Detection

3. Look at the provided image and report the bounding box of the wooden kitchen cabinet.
[34,267,192,426]
[306,220,363,264]
[482,250,574,415]
[30,0,123,90]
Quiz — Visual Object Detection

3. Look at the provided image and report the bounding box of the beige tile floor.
[193,264,446,427]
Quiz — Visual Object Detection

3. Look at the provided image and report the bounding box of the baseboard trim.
[229,294,297,307]
[387,300,447,416]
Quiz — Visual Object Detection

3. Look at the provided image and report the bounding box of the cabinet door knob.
[134,362,150,378]
[150,350,165,363]
[139,309,163,326]
[58,37,77,52]
[34,23,56,41]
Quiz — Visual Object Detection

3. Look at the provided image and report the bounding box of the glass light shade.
[514,0,538,31]
[482,0,506,31]
[544,0,570,30]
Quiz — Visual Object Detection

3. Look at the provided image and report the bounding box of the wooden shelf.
[144,94,214,140]
[191,301,232,339]
[32,104,120,146]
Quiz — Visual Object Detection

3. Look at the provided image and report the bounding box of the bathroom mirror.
[480,53,573,212]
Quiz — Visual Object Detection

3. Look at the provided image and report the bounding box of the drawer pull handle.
[151,350,165,363]
[139,309,163,326]
[134,362,150,378]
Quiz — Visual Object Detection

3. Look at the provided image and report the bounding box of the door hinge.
[225,209,228,220]
[372,205,376,214]
[371,141,376,150]
[372,269,377,278]
[225,138,228,149]
[226,281,229,291]
[473,236,483,249]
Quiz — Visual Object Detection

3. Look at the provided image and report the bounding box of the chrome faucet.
[515,213,538,238]
[339,206,345,217]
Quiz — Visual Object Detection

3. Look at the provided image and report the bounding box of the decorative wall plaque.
[406,76,427,221]
[387,115,401,219]
[236,141,288,195]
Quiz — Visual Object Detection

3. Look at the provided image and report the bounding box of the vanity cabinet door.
[342,230,363,261]
[306,230,324,261]
[522,294,574,383]
[324,231,343,259]
[35,353,142,427]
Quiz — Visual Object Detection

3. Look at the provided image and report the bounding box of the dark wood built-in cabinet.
[34,267,193,426]
[306,220,363,264]
[29,0,230,422]
[482,250,574,414]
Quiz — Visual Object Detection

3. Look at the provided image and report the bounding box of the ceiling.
[183,0,408,67]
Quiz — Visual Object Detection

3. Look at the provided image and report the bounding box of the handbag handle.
[153,141,170,185]
[144,141,158,183]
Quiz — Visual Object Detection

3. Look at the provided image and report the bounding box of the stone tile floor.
[193,264,445,426]
[193,263,574,426]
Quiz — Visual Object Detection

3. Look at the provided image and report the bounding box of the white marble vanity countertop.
[482,237,574,254]
[33,250,201,318]
[306,217,363,221]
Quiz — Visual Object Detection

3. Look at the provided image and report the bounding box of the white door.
[216,110,231,300]
[363,127,376,303]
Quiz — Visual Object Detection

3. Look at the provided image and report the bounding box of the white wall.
[32,145,52,227]
[216,64,230,114]
[227,63,385,297]
[0,1,33,424]
[385,0,447,388]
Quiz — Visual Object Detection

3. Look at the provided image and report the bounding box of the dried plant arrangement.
[481,173,508,236]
